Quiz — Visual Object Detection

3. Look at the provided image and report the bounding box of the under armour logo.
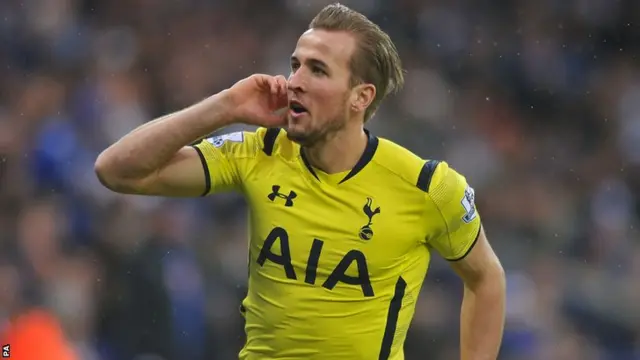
[359,197,381,240]
[267,185,297,207]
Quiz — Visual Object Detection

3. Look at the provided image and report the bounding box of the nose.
[287,70,305,94]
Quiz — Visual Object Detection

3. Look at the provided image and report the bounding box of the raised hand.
[226,74,289,127]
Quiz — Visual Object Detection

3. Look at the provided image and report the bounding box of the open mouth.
[289,101,309,115]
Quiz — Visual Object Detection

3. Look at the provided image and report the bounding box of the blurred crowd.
[0,0,639,359]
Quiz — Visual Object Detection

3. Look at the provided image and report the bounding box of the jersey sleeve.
[190,128,266,195]
[424,161,482,261]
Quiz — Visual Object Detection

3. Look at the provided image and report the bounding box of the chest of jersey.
[243,156,428,298]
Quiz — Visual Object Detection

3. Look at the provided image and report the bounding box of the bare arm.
[449,227,506,360]
[95,74,288,196]
[94,91,235,197]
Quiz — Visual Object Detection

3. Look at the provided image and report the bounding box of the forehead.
[293,29,356,69]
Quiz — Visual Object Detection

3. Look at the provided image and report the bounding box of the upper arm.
[96,145,209,197]
[423,161,481,261]
[448,227,503,287]
[189,129,267,195]
[420,160,503,283]
[130,129,268,197]
[134,146,213,197]
[190,127,279,195]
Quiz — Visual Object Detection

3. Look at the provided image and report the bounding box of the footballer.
[95,3,506,359]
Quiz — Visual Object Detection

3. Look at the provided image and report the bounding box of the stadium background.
[1,0,639,359]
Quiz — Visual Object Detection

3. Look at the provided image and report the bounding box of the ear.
[350,83,376,114]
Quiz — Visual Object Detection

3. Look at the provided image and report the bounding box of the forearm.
[96,91,235,180]
[460,271,506,360]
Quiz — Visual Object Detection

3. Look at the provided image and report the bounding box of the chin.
[285,118,312,144]
[285,129,311,145]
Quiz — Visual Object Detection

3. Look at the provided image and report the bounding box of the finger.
[256,74,269,90]
[277,91,289,109]
[269,77,279,96]
[275,75,287,98]
[270,76,281,99]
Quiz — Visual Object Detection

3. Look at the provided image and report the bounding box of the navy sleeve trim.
[262,128,282,156]
[416,160,441,192]
[446,225,482,262]
[191,145,211,196]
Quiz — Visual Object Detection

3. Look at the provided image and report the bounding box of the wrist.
[200,90,237,127]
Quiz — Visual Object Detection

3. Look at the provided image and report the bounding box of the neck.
[303,123,368,174]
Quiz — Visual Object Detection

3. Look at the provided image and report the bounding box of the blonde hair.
[309,3,405,121]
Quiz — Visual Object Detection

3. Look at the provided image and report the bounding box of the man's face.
[286,29,356,146]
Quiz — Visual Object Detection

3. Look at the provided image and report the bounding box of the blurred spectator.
[2,308,78,360]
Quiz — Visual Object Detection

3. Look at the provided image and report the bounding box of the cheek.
[312,86,348,112]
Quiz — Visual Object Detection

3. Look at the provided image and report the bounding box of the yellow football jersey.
[192,127,481,360]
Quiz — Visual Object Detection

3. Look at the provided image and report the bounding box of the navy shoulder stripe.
[262,128,281,156]
[416,160,441,192]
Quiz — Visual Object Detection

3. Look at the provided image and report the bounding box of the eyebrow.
[290,56,329,70]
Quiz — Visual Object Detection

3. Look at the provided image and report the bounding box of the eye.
[291,63,300,71]
[312,66,326,76]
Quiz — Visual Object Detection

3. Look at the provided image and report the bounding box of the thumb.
[266,108,288,126]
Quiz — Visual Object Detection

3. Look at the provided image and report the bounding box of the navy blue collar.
[300,129,379,184]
